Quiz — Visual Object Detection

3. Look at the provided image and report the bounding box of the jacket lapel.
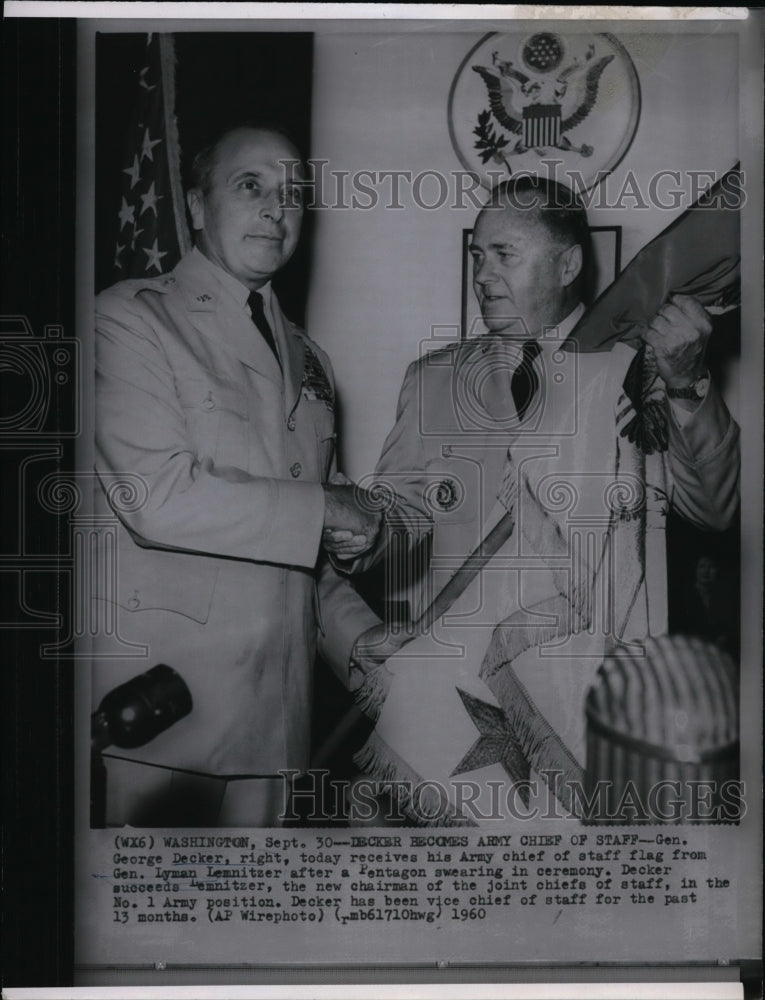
[455,336,522,425]
[273,297,305,417]
[173,251,283,383]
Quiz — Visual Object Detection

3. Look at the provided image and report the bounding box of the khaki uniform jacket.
[92,249,379,776]
[358,333,739,637]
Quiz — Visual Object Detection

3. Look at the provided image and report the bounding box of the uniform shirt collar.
[543,302,586,343]
[255,282,274,327]
[476,303,585,367]
[190,246,275,323]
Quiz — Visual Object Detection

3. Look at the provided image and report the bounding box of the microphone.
[91,664,192,752]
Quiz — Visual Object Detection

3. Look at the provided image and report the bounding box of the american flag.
[110,34,190,283]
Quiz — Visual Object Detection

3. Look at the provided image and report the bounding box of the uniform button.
[290,462,302,478]
[287,413,296,431]
[201,392,215,411]
[127,593,141,610]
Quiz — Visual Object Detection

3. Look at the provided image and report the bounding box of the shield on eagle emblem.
[448,31,640,191]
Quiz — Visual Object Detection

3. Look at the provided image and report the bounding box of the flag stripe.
[523,104,561,149]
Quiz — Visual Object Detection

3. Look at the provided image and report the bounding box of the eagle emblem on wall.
[448,32,641,191]
[473,35,613,159]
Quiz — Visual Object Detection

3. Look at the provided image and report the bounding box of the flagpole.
[313,497,519,767]
[159,34,191,257]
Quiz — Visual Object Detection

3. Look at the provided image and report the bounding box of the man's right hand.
[349,622,406,679]
[322,482,381,560]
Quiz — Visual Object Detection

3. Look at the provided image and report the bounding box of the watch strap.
[666,373,710,400]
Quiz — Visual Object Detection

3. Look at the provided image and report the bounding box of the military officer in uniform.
[337,176,739,661]
[92,125,381,826]
[321,178,740,826]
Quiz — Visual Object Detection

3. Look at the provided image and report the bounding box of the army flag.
[566,166,741,354]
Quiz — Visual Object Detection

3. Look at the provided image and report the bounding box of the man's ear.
[187,188,204,232]
[560,244,583,288]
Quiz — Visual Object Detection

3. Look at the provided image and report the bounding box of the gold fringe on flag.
[352,732,474,827]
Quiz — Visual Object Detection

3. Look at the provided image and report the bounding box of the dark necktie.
[247,290,280,365]
[510,339,542,422]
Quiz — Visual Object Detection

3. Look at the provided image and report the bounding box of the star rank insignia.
[451,688,531,805]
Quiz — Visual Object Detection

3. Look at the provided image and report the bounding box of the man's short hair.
[487,175,593,298]
[488,175,589,249]
[187,120,303,194]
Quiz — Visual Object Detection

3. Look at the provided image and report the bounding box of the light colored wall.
[308,29,739,478]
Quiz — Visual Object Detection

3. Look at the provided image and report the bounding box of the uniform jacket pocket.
[95,522,220,623]
[176,376,250,469]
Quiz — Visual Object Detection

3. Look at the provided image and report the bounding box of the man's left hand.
[642,293,712,388]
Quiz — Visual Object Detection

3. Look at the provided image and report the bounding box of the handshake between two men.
[322,473,384,561]
[321,473,404,679]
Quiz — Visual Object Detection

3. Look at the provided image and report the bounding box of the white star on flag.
[123,155,141,189]
[117,197,135,231]
[140,128,163,163]
[114,242,125,268]
[130,225,144,251]
[140,182,163,218]
[143,238,167,273]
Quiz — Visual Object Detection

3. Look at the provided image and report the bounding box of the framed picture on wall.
[461,224,622,339]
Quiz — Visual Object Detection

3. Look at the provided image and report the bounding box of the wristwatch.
[666,372,710,400]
